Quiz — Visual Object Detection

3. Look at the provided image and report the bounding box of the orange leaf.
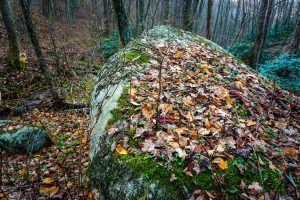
[218,159,228,170]
[116,144,128,155]
[225,96,234,106]
[39,185,59,196]
[174,51,183,59]
[205,118,211,129]
[284,147,298,158]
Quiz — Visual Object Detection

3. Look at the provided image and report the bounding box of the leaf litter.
[1,108,91,200]
[112,42,300,199]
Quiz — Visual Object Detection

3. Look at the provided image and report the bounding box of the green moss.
[124,51,150,64]
[115,153,286,197]
[237,106,249,117]
[141,82,149,89]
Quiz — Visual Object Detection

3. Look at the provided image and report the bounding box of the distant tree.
[103,0,110,35]
[139,0,145,29]
[182,0,192,31]
[251,0,268,67]
[162,0,169,24]
[19,0,61,103]
[206,0,213,39]
[112,0,131,47]
[288,12,300,54]
[0,0,20,68]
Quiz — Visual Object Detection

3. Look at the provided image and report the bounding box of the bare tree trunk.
[288,10,300,54]
[206,0,213,39]
[0,0,20,68]
[102,0,110,35]
[182,0,193,31]
[162,0,169,24]
[251,0,268,67]
[112,0,131,47]
[262,0,274,47]
[19,0,61,103]
[139,0,145,30]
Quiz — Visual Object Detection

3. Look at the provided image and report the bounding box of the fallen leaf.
[225,96,234,106]
[246,120,256,126]
[248,182,263,194]
[283,147,298,158]
[218,159,228,170]
[205,118,211,129]
[43,177,55,184]
[170,174,177,182]
[39,185,59,197]
[115,144,128,155]
[174,51,183,59]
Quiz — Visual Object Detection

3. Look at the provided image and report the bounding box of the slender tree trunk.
[206,0,213,39]
[102,0,110,35]
[251,0,268,67]
[162,0,169,24]
[112,0,131,47]
[139,0,145,30]
[0,0,20,68]
[288,13,300,54]
[19,0,61,102]
[262,0,274,47]
[182,0,193,31]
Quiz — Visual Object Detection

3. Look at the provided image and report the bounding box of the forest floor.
[0,5,102,200]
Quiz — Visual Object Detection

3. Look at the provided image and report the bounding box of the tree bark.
[288,13,300,54]
[0,0,20,68]
[206,0,213,40]
[262,0,274,47]
[182,0,193,31]
[19,0,61,103]
[139,0,145,30]
[251,0,268,67]
[162,0,169,24]
[112,0,131,47]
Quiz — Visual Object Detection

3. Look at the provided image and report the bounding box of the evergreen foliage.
[259,53,300,92]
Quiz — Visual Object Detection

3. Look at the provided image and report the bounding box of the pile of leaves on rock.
[107,41,300,199]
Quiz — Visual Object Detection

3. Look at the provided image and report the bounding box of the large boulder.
[0,126,52,154]
[89,26,300,199]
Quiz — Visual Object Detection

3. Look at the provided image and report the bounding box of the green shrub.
[229,40,253,64]
[259,53,300,92]
[99,31,119,59]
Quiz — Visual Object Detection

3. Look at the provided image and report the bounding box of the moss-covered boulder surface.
[89,26,300,200]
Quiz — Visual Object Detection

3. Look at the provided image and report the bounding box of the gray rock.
[0,126,52,154]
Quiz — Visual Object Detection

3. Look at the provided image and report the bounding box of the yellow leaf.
[142,104,155,120]
[39,185,59,196]
[176,127,188,136]
[129,88,136,98]
[225,96,234,106]
[246,120,256,126]
[19,53,28,64]
[182,97,194,106]
[43,177,54,184]
[174,51,183,59]
[116,144,128,155]
[218,159,228,170]
[205,118,211,129]
[202,65,210,73]
[235,81,243,88]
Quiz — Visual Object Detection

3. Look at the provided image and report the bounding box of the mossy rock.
[0,126,52,154]
[89,26,287,199]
